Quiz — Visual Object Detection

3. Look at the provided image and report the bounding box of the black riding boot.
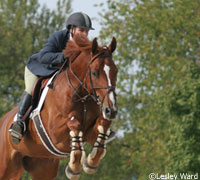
[9,91,32,144]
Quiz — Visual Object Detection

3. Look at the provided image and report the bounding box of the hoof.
[83,159,98,174]
[65,165,80,180]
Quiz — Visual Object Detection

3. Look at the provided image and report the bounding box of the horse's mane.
[63,34,92,63]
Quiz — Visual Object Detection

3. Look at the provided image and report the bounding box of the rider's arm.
[38,31,65,65]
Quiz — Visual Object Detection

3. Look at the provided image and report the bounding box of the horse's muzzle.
[103,106,117,120]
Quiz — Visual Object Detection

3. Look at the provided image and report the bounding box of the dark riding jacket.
[27,29,69,76]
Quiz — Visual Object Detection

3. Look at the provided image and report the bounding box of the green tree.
[166,64,200,174]
[0,0,72,117]
[95,0,200,179]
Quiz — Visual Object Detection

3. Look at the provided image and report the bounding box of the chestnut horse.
[0,35,118,180]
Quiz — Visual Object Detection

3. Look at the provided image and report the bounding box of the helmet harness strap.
[70,25,75,38]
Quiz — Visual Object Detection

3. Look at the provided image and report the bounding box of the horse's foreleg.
[65,118,86,180]
[83,118,111,174]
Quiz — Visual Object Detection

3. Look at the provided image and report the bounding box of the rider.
[9,12,115,145]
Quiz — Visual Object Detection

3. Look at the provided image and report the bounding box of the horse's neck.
[70,53,89,82]
[39,54,89,148]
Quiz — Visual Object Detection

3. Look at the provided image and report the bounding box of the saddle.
[22,77,50,122]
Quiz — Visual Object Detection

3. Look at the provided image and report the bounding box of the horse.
[0,34,118,180]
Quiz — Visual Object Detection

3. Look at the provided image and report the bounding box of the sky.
[38,0,107,38]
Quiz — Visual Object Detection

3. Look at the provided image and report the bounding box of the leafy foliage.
[97,0,200,179]
[166,64,200,173]
[0,0,72,116]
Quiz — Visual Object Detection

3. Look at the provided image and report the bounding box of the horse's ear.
[109,37,117,53]
[92,38,98,55]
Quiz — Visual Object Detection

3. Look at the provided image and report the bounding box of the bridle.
[66,51,116,105]
[65,51,116,127]
[88,52,116,104]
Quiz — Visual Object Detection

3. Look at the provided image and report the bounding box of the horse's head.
[64,35,118,120]
[88,37,118,120]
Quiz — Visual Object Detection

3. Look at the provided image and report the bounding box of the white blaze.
[103,65,116,109]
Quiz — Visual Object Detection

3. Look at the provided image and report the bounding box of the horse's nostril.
[105,107,111,114]
[103,107,117,119]
[103,107,111,119]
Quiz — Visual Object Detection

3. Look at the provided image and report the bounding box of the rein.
[48,59,69,89]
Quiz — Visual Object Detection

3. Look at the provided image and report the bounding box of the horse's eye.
[92,70,99,78]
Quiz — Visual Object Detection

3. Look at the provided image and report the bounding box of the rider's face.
[73,27,89,37]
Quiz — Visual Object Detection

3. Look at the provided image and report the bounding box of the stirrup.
[8,122,25,144]
[9,124,23,139]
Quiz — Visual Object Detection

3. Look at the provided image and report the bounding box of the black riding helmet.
[66,12,94,30]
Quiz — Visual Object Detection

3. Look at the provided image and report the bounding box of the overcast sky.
[38,0,107,38]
